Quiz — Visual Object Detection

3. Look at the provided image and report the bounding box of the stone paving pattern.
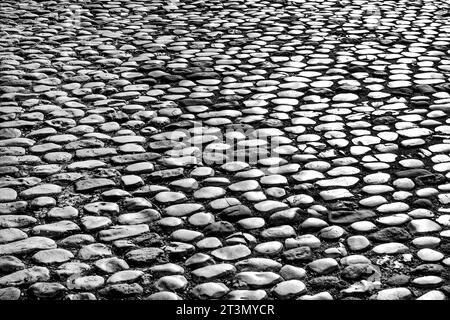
[0,0,450,300]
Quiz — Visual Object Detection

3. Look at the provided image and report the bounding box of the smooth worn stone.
[0,255,25,274]
[149,263,184,277]
[0,188,17,202]
[154,275,188,291]
[0,228,27,244]
[118,209,160,225]
[165,203,204,217]
[211,244,251,261]
[386,275,411,286]
[298,292,333,300]
[416,290,446,300]
[236,258,282,272]
[285,235,321,249]
[64,292,97,300]
[83,202,119,215]
[185,253,214,269]
[280,265,307,280]
[254,241,284,256]
[145,291,181,300]
[342,264,376,280]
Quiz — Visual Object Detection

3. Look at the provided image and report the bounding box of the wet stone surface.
[0,0,449,300]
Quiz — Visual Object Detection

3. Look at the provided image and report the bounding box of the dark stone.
[186,72,220,80]
[368,227,412,243]
[440,243,450,254]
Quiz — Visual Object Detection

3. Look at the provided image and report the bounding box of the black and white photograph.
[0,0,449,314]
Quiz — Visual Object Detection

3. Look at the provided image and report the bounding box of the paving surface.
[1,0,450,300]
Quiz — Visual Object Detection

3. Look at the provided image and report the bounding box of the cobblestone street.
[1,0,450,300]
